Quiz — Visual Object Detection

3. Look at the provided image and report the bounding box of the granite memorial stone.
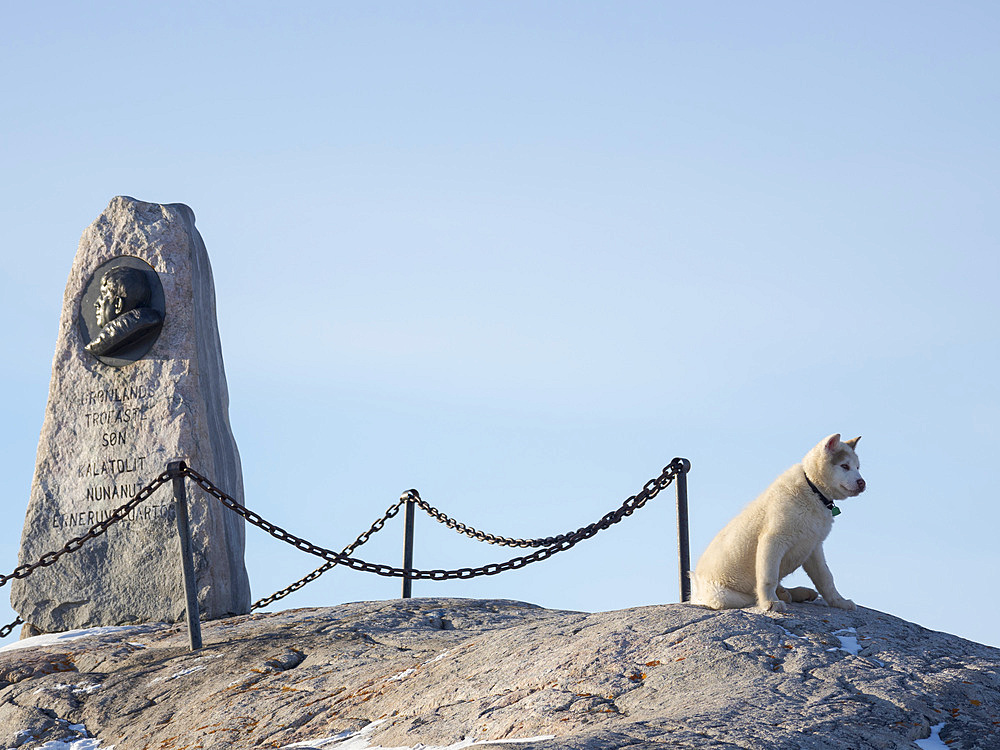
[10,196,252,634]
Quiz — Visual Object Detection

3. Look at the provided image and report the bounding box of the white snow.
[281,721,555,749]
[423,649,452,665]
[4,721,114,750]
[776,626,804,640]
[388,667,418,682]
[33,682,103,695]
[781,624,872,659]
[830,627,862,656]
[913,722,948,750]
[31,740,110,750]
[282,730,355,749]
[0,624,160,653]
[146,651,222,683]
[149,665,207,683]
[387,650,454,682]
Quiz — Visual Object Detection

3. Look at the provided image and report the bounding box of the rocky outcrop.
[0,598,997,749]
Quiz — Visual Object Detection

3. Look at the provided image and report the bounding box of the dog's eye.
[840,464,850,470]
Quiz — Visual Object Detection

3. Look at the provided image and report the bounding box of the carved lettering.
[79,384,156,406]
[101,430,128,447]
[80,456,148,479]
[83,407,144,427]
[84,482,146,503]
[51,503,171,529]
[67,379,159,534]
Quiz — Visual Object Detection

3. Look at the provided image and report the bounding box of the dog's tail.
[690,573,755,610]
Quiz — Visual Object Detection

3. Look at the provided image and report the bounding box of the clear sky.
[2,2,997,649]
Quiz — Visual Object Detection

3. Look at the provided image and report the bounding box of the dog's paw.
[757,599,787,614]
[828,597,856,611]
[787,586,818,603]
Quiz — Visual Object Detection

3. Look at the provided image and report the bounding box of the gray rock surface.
[11,196,251,634]
[0,598,997,749]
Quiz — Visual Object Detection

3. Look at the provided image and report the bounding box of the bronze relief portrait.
[78,256,166,367]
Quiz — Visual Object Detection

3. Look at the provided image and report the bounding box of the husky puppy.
[691,434,866,613]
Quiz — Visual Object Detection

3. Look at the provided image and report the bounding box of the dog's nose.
[857,478,866,492]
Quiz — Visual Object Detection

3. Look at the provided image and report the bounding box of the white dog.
[691,434,866,613]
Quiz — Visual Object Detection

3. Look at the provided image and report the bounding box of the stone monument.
[11,196,252,634]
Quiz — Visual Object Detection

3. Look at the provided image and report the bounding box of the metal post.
[168,461,203,651]
[401,491,416,599]
[674,458,692,603]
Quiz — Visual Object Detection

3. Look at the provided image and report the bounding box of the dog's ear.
[825,434,842,452]
[845,436,861,450]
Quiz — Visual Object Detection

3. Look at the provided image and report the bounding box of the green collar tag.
[805,471,841,518]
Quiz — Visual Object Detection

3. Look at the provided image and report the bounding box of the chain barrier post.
[674,458,692,603]
[168,461,202,651]
[401,490,416,599]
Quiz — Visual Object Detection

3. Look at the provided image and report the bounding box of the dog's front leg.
[803,544,856,611]
[755,534,788,612]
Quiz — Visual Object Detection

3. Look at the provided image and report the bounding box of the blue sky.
[2,2,998,649]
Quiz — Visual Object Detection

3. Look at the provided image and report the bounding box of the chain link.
[184,458,685,582]
[0,470,172,589]
[407,481,663,549]
[0,470,172,640]
[0,617,23,639]
[250,498,405,610]
[408,493,553,548]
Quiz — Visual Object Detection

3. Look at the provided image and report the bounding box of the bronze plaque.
[78,256,166,367]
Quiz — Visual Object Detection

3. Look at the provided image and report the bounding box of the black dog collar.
[804,471,841,517]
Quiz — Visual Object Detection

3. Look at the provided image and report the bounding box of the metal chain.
[250,497,405,610]
[408,492,582,548]
[0,458,685,634]
[0,470,171,640]
[407,458,689,549]
[183,459,684,582]
[0,470,171,589]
